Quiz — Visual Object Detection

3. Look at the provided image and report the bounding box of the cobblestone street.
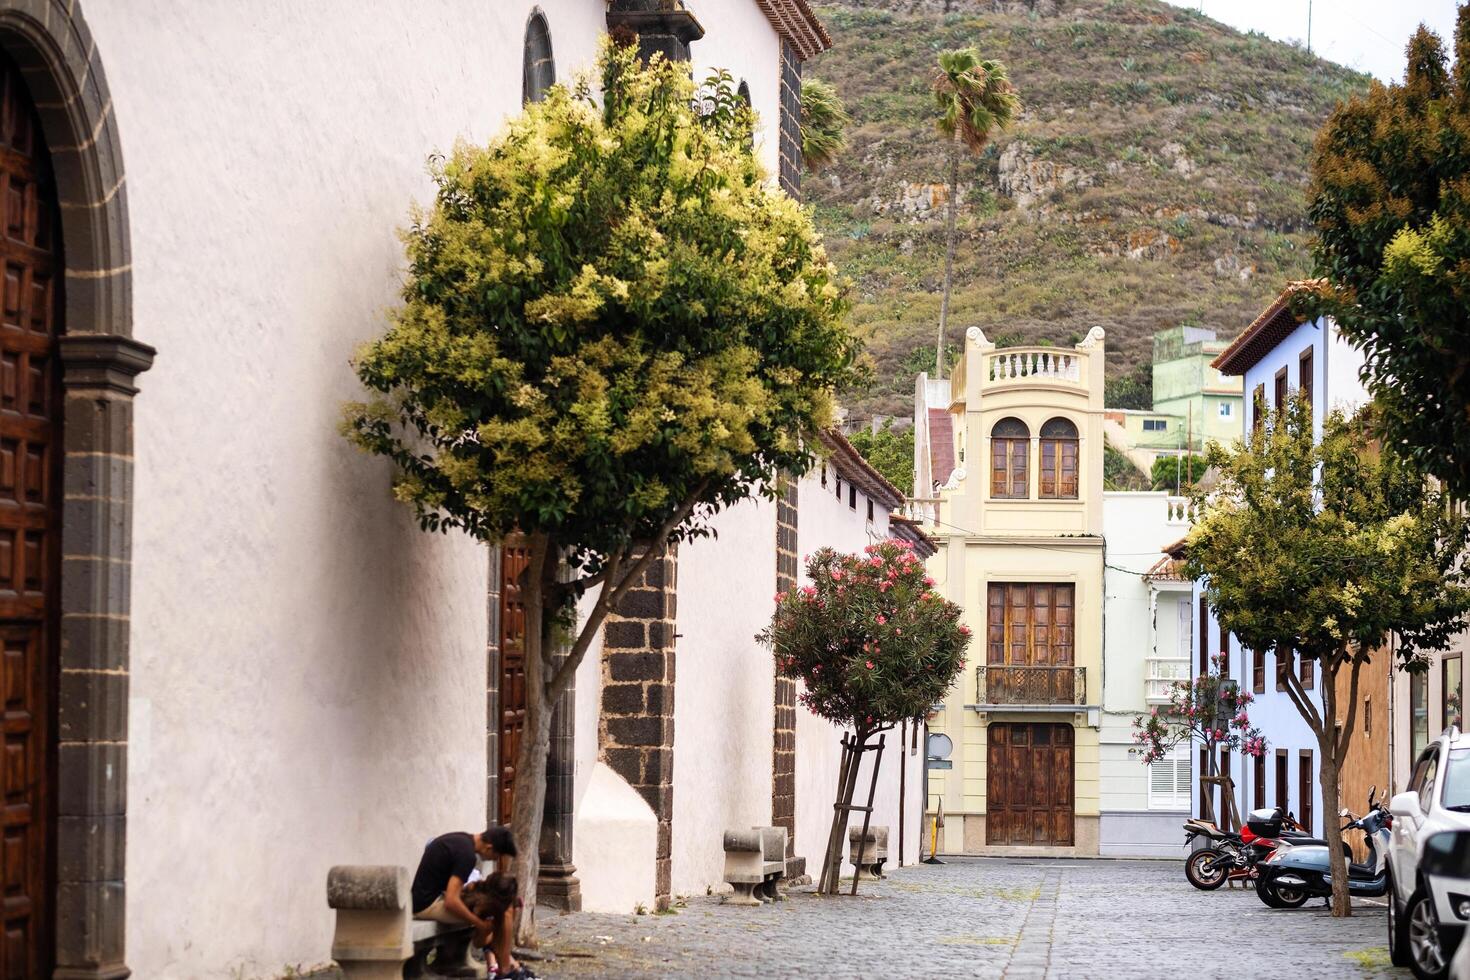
[534,858,1400,979]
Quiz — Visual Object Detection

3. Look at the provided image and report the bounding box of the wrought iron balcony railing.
[976,665,1087,706]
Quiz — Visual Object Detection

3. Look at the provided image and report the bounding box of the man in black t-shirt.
[410,827,517,946]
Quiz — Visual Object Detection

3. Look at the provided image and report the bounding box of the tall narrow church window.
[1038,417,1079,499]
[990,417,1029,498]
[523,12,555,105]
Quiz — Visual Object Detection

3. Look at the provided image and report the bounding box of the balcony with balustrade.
[1145,657,1190,703]
[976,664,1087,707]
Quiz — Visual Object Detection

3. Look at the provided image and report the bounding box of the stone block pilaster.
[773,477,803,876]
[599,548,677,910]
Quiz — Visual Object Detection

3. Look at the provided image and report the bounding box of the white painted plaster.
[77,1,793,975]
[572,762,658,913]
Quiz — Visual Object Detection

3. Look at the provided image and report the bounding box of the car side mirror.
[1390,790,1424,821]
[1421,831,1470,878]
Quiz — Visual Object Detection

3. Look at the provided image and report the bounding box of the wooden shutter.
[1253,647,1265,693]
[1275,750,1288,811]
[1198,594,1209,674]
[1301,652,1314,689]
[991,439,1009,497]
[1274,367,1288,410]
[1008,585,1029,665]
[1299,347,1314,412]
[987,584,1005,665]
[1040,439,1056,497]
[1059,439,1078,497]
[1276,645,1290,691]
[1299,749,1314,831]
[1010,439,1028,497]
[1254,753,1266,810]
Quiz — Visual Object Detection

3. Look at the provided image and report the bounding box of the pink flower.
[865,660,875,670]
[831,570,843,581]
[876,615,887,625]
[958,626,971,637]
[924,576,935,587]
[773,592,786,603]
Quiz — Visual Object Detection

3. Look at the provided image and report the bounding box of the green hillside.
[805,0,1372,417]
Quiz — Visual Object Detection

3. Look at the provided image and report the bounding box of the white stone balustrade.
[1165,496,1193,525]
[985,348,1083,385]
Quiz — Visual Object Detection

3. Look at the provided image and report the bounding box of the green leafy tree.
[758,541,969,892]
[848,420,916,492]
[1305,6,1470,495]
[1184,400,1470,916]
[931,49,1019,380]
[1104,363,1153,411]
[800,77,850,171]
[343,40,860,929]
[1150,453,1206,492]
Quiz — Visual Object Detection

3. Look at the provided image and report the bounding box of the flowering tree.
[759,540,969,892]
[343,39,860,932]
[1133,653,1265,829]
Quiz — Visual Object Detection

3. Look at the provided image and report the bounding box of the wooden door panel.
[0,52,56,979]
[987,723,1074,847]
[497,538,530,825]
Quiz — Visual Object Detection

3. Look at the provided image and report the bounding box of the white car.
[1388,728,1470,980]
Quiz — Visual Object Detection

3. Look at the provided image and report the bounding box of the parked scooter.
[1255,788,1393,909]
[1182,809,1325,891]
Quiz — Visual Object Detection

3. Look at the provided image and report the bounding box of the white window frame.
[1218,401,1233,419]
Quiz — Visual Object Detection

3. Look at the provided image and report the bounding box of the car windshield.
[1441,749,1470,810]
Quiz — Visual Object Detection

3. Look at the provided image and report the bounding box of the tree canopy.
[848,420,915,493]
[1305,6,1470,495]
[345,40,862,587]
[759,542,969,732]
[800,77,850,172]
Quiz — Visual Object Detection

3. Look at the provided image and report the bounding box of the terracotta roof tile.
[753,0,831,59]
[1212,279,1326,375]
[820,429,906,509]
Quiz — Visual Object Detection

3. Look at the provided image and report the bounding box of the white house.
[1098,491,1196,856]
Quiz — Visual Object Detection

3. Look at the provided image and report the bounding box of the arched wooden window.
[990,417,1029,499]
[737,80,754,149]
[523,12,555,105]
[1039,417,1079,499]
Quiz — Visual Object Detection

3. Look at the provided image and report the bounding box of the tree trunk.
[1318,656,1351,917]
[935,138,959,380]
[510,532,557,945]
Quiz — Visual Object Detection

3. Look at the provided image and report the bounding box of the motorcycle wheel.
[1256,877,1285,908]
[1185,848,1228,891]
[1270,881,1310,909]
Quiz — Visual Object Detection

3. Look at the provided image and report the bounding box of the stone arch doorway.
[0,4,151,977]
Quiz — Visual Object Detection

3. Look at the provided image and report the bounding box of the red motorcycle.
[1184,808,1325,890]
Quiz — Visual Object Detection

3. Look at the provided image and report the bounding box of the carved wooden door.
[987,724,1074,846]
[0,51,59,979]
[496,539,530,824]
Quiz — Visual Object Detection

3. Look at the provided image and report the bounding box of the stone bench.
[849,825,889,881]
[327,864,480,979]
[721,829,765,906]
[755,826,788,903]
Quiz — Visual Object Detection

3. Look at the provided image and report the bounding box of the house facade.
[0,1,938,976]
[1151,325,1243,452]
[1097,491,1196,856]
[1179,281,1370,836]
[914,326,1107,854]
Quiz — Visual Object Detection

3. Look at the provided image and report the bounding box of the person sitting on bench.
[410,827,516,950]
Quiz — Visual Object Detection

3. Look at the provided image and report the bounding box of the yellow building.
[913,326,1107,854]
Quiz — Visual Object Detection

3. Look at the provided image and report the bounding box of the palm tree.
[800,77,850,172]
[932,49,1020,379]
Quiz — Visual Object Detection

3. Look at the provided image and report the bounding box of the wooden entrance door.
[0,52,60,979]
[987,723,1074,846]
[496,539,530,824]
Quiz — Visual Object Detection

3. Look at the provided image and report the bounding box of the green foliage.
[1186,399,1470,672]
[1104,363,1152,410]
[344,41,861,578]
[759,542,970,732]
[1150,453,1206,491]
[848,421,915,492]
[801,77,851,171]
[1305,8,1470,496]
[934,48,1021,154]
[1103,444,1148,490]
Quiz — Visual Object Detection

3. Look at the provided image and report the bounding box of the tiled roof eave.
[753,0,831,59]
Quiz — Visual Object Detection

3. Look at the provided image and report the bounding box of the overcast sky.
[1161,0,1461,83]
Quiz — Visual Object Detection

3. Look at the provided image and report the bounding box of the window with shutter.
[1177,599,1192,659]
[1149,747,1191,810]
[1300,651,1314,689]
[1253,752,1266,809]
[1300,347,1314,414]
[1252,384,1266,435]
[1299,749,1314,832]
[1274,367,1288,411]
[1039,418,1079,499]
[1276,645,1291,691]
[990,417,1029,499]
[1252,647,1265,693]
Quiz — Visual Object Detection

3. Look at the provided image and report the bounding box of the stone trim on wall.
[772,476,799,871]
[599,548,677,910]
[777,39,802,199]
[0,4,148,977]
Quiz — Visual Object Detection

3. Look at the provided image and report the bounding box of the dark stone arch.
[0,3,150,978]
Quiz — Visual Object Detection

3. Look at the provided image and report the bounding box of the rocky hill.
[804,0,1372,417]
